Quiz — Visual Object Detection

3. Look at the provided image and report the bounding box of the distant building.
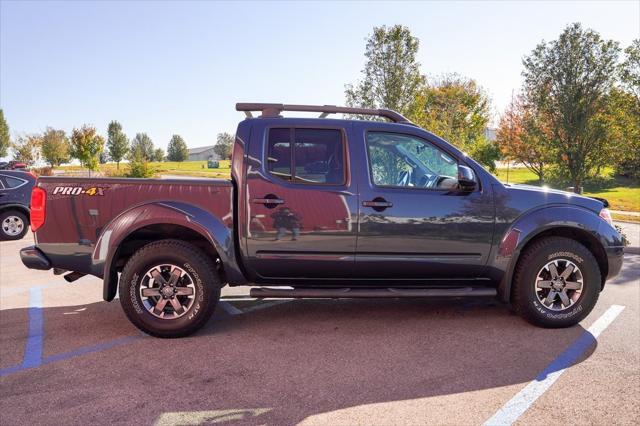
[484,128,497,142]
[187,146,219,161]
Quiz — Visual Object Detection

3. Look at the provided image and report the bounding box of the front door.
[245,126,358,280]
[355,130,494,280]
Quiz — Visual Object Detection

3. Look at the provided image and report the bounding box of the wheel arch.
[495,205,611,302]
[0,204,30,222]
[95,201,246,301]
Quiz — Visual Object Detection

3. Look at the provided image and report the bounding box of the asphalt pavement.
[0,234,638,425]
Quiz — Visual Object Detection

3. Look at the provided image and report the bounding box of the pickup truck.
[20,103,625,337]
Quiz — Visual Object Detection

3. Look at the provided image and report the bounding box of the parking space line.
[21,287,44,368]
[483,304,626,426]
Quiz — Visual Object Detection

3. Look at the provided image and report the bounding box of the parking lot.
[1,234,638,425]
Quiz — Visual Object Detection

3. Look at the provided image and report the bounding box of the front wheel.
[119,239,220,338]
[512,236,601,328]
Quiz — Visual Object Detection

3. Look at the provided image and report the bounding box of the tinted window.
[267,128,345,185]
[366,132,458,188]
[3,176,26,189]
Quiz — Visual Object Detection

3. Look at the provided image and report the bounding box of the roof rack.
[235,103,415,125]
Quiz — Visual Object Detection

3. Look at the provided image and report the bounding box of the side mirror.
[457,165,477,191]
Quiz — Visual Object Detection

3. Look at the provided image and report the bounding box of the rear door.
[355,129,495,280]
[244,123,358,280]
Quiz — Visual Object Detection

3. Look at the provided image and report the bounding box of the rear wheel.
[512,236,600,328]
[119,239,220,338]
[0,210,29,240]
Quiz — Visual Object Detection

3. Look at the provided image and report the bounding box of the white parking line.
[483,304,626,426]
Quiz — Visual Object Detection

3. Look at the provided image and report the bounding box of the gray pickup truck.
[20,103,625,337]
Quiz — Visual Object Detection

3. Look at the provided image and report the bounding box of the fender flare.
[492,205,618,302]
[93,201,245,301]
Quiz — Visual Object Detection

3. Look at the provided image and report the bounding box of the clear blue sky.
[1,0,638,154]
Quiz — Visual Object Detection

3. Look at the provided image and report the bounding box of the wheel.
[119,239,221,338]
[512,236,600,328]
[0,210,29,240]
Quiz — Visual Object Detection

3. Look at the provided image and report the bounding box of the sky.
[1,0,639,155]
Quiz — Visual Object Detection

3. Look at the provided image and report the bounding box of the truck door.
[244,124,358,280]
[354,129,494,280]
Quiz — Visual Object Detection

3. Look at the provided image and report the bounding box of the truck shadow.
[0,297,595,425]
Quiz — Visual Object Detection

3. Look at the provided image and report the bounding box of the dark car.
[0,170,36,240]
[20,103,625,337]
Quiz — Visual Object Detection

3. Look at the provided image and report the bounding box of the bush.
[127,151,153,178]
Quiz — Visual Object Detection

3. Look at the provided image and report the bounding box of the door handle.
[252,198,284,205]
[362,198,393,211]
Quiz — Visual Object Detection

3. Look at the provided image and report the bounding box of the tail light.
[599,208,613,226]
[30,187,46,231]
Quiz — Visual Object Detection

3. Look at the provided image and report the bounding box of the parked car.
[0,170,36,240]
[20,103,624,337]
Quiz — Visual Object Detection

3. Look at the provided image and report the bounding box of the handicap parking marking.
[483,304,626,426]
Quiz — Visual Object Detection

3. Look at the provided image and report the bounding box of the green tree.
[130,133,154,161]
[41,128,70,167]
[412,74,500,170]
[166,134,189,162]
[70,125,105,172]
[0,109,9,158]
[522,23,621,192]
[613,40,640,178]
[107,121,129,169]
[12,134,42,165]
[213,132,233,160]
[127,148,153,178]
[345,25,425,116]
[153,147,165,162]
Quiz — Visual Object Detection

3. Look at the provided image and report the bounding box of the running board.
[250,287,497,299]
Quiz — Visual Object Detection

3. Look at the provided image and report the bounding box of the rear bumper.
[605,246,624,280]
[20,246,51,270]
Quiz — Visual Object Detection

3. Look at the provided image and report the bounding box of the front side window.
[267,128,345,185]
[366,132,458,190]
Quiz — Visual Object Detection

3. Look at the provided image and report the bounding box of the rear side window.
[267,128,345,185]
[1,175,26,189]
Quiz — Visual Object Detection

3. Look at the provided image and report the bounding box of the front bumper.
[20,246,51,270]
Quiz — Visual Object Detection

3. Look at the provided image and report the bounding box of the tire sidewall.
[519,242,599,326]
[0,210,29,240]
[120,243,219,336]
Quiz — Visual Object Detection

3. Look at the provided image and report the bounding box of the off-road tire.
[119,239,220,338]
[0,210,29,241]
[512,236,600,328]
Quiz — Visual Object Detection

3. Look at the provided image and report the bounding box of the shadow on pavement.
[0,297,596,425]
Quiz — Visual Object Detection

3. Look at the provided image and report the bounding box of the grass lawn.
[60,160,232,179]
[493,167,640,216]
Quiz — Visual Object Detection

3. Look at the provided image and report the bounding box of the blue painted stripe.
[43,335,141,364]
[21,287,44,368]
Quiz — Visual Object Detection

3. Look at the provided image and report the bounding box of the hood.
[505,184,605,213]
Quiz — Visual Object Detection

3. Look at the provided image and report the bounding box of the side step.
[250,287,497,299]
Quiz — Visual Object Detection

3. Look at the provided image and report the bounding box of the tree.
[345,25,425,116]
[127,148,153,178]
[12,134,41,165]
[153,147,165,162]
[70,125,105,172]
[107,121,129,169]
[167,134,189,162]
[130,133,154,161]
[213,133,233,160]
[613,40,640,178]
[412,74,500,170]
[522,23,621,192]
[40,128,70,167]
[496,96,553,183]
[0,109,9,158]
